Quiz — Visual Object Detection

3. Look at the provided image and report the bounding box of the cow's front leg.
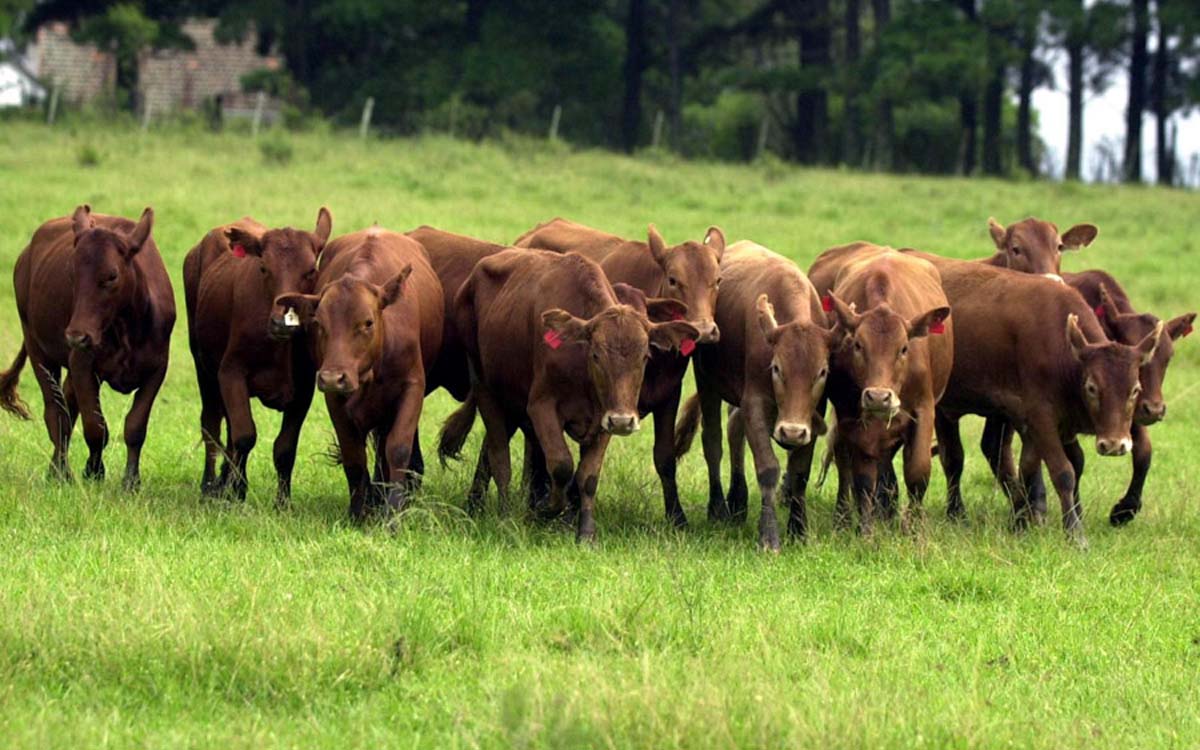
[121,362,167,491]
[328,398,370,522]
[382,380,425,516]
[573,434,612,543]
[783,442,816,539]
[69,354,107,482]
[527,396,572,521]
[1111,423,1150,526]
[217,362,256,500]
[742,398,782,552]
[652,390,687,528]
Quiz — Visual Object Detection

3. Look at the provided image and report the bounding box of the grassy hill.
[1,122,1198,748]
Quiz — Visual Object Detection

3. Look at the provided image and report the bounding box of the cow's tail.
[674,393,701,460]
[815,406,838,489]
[438,393,477,466]
[0,345,31,420]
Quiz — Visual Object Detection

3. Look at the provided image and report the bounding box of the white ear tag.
[284,308,301,327]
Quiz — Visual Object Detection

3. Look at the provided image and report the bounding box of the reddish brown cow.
[807,244,953,534]
[277,227,443,520]
[0,206,175,489]
[674,241,836,550]
[182,208,331,503]
[980,216,1097,277]
[515,218,723,527]
[904,252,1161,547]
[438,249,697,542]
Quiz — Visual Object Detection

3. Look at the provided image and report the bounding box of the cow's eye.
[1131,385,1142,399]
[817,367,827,380]
[103,272,118,285]
[853,340,863,353]
[1085,380,1098,396]
[899,344,908,357]
[363,319,374,330]
[1011,246,1022,256]
[667,276,678,287]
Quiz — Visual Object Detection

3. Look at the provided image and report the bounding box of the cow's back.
[187,219,268,368]
[1063,269,1134,313]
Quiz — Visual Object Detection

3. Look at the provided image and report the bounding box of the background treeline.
[5,0,1199,183]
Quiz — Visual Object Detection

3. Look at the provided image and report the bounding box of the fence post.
[141,101,153,131]
[548,104,562,141]
[251,91,266,137]
[651,109,664,149]
[360,97,375,139]
[756,117,770,159]
[47,87,60,125]
[449,96,458,138]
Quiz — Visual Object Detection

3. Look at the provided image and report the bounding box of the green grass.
[1,122,1199,748]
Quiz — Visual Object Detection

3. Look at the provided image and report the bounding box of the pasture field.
[1,121,1199,748]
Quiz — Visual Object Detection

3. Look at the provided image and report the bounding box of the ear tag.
[232,244,247,258]
[543,330,563,349]
[283,307,301,328]
[821,295,833,312]
[1094,305,1105,319]
[929,320,945,335]
[680,339,696,357]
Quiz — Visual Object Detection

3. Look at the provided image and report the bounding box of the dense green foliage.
[1,123,1199,747]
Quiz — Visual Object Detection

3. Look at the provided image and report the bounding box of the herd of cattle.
[0,207,1193,549]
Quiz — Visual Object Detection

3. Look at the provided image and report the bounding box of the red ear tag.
[543,330,563,349]
[232,244,247,258]
[680,338,696,357]
[1094,305,1105,319]
[929,320,945,335]
[821,295,833,312]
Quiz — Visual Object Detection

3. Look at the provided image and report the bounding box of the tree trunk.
[1152,4,1172,185]
[621,0,648,153]
[958,0,978,175]
[791,0,832,164]
[1065,2,1084,181]
[668,0,684,149]
[982,52,1005,176]
[1016,21,1037,175]
[843,0,862,166]
[465,0,489,43]
[1124,0,1149,183]
[872,0,893,170]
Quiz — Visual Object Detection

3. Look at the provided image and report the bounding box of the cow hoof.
[667,511,688,530]
[201,480,225,498]
[758,535,781,554]
[122,472,141,493]
[707,495,730,523]
[47,463,73,483]
[786,519,807,540]
[575,522,597,544]
[758,518,781,552]
[1067,530,1089,550]
[385,489,409,516]
[1109,500,1141,527]
[83,462,105,482]
[946,505,967,524]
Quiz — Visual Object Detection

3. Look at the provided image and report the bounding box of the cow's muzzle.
[317,369,356,395]
[1096,436,1132,457]
[602,412,640,436]
[1136,401,1165,425]
[65,330,94,351]
[268,316,298,341]
[692,319,720,344]
[773,421,812,447]
[861,387,899,417]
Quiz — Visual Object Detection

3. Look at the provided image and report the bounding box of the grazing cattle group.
[0,207,1193,550]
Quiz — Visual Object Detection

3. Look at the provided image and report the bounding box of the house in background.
[0,40,46,108]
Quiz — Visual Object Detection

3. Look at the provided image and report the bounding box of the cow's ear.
[1060,223,1097,250]
[379,264,412,308]
[1097,283,1122,322]
[827,291,860,331]
[987,217,1007,250]
[72,204,95,238]
[649,320,700,352]
[647,224,667,264]
[1066,314,1091,360]
[1166,312,1196,341]
[756,294,780,344]
[225,227,263,257]
[313,206,333,251]
[1135,320,1165,365]
[541,309,589,347]
[703,226,726,259]
[274,293,320,324]
[645,297,688,323]
[124,207,154,256]
[612,282,647,312]
[908,306,950,339]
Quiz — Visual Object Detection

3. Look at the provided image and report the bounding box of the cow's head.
[276,266,409,396]
[541,305,697,435]
[65,204,154,352]
[1067,313,1163,456]
[826,292,950,419]
[227,207,331,340]
[1095,284,1195,426]
[646,224,724,344]
[757,294,837,448]
[988,217,1097,277]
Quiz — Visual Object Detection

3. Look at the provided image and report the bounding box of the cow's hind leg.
[273,374,314,508]
[31,353,72,481]
[197,368,226,496]
[935,411,966,522]
[726,407,750,524]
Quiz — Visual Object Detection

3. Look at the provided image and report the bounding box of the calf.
[980,216,1097,277]
[182,208,331,503]
[674,241,836,550]
[807,243,952,534]
[277,228,443,520]
[907,253,1161,547]
[0,205,175,488]
[515,218,724,527]
[438,249,696,542]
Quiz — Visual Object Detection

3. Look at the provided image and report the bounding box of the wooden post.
[548,104,562,141]
[141,101,153,131]
[449,96,458,138]
[47,87,60,125]
[756,116,770,159]
[651,109,664,149]
[251,91,266,136]
[360,97,375,139]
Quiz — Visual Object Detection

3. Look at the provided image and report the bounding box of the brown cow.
[277,227,443,520]
[515,218,723,527]
[807,244,953,534]
[437,249,697,542]
[182,208,331,503]
[980,216,1098,277]
[674,241,836,550]
[0,205,175,489]
[903,252,1161,547]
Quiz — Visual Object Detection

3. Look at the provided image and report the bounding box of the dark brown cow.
[980,216,1097,276]
[0,206,175,488]
[182,208,331,503]
[515,218,722,527]
[981,268,1195,525]
[437,249,697,542]
[277,227,443,520]
[807,244,953,534]
[904,252,1161,547]
[674,241,836,550]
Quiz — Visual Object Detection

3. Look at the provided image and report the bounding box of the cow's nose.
[1096,437,1132,456]
[317,370,353,394]
[1139,401,1166,424]
[773,422,812,446]
[65,331,92,351]
[862,388,896,410]
[268,316,294,339]
[603,412,639,436]
[693,320,720,344]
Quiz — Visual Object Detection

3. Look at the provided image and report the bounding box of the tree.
[788,0,833,164]
[621,0,648,152]
[1124,0,1149,182]
[842,0,863,166]
[1014,5,1045,175]
[870,0,894,170]
[956,0,980,175]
